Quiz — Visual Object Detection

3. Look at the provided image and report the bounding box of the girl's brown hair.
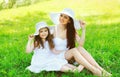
[66,17,76,49]
[34,27,54,50]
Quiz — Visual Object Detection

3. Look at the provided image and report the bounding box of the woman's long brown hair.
[66,17,76,49]
[66,17,76,63]
[34,27,54,50]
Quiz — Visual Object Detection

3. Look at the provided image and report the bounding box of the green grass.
[0,0,120,77]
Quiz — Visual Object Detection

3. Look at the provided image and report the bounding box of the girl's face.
[39,28,48,39]
[59,14,70,25]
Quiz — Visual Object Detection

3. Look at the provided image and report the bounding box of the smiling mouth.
[42,35,46,37]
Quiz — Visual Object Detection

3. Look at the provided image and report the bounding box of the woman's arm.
[26,35,34,53]
[76,20,86,46]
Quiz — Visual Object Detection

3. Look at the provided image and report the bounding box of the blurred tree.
[0,0,46,10]
[0,0,16,9]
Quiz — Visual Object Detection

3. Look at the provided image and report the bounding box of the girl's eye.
[60,14,63,17]
[40,31,43,33]
[45,30,48,32]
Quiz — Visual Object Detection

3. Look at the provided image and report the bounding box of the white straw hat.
[50,8,81,29]
[34,21,48,35]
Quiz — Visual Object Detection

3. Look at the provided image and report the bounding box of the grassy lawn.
[0,0,120,77]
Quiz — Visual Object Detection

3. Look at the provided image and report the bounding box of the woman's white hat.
[34,21,48,35]
[50,8,81,29]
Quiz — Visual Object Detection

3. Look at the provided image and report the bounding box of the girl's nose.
[61,16,64,20]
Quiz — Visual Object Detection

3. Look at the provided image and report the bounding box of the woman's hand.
[79,20,86,30]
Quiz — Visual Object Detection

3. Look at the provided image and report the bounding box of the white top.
[53,25,68,51]
[53,37,68,51]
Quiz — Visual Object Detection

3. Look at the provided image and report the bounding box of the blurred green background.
[0,0,120,77]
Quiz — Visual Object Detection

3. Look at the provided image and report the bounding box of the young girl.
[26,21,80,73]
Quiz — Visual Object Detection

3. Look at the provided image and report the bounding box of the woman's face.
[39,28,48,39]
[59,14,70,25]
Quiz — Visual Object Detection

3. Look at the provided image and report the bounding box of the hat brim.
[34,26,48,35]
[50,12,81,30]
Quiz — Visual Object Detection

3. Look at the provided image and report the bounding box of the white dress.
[26,41,68,73]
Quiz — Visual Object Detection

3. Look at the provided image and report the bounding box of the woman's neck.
[58,24,66,30]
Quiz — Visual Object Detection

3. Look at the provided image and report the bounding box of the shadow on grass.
[23,69,97,77]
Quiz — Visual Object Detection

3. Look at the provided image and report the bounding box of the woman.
[49,8,112,76]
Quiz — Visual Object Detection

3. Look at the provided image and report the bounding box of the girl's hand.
[28,34,34,40]
[54,50,62,54]
[79,20,86,30]
[52,49,62,54]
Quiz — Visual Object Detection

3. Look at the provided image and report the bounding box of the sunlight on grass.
[8,29,19,34]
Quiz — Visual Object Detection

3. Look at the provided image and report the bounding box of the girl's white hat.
[34,21,48,35]
[50,8,81,29]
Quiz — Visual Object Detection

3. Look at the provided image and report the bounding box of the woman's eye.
[64,16,68,19]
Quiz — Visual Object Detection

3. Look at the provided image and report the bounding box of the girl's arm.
[51,48,63,54]
[76,20,86,46]
[26,35,34,53]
